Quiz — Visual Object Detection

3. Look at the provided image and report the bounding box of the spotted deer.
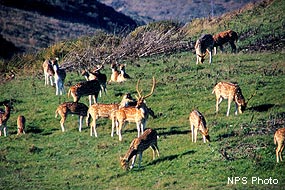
[55,102,88,132]
[42,59,55,86]
[68,79,101,106]
[274,128,285,163]
[112,77,156,141]
[120,128,159,170]
[213,30,238,55]
[17,115,26,135]
[212,82,248,116]
[189,110,210,143]
[51,58,66,95]
[195,34,214,64]
[0,101,13,137]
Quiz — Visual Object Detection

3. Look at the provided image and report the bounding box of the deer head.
[135,77,156,109]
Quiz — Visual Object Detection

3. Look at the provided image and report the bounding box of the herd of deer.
[0,29,284,170]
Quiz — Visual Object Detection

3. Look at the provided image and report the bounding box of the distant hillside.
[98,0,261,24]
[0,0,137,59]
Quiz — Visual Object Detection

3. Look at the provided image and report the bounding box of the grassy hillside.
[0,52,285,189]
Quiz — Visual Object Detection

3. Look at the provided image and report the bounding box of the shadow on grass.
[158,126,189,136]
[249,103,275,112]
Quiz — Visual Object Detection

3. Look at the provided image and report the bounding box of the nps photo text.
[228,177,279,185]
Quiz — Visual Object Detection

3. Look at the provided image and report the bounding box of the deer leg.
[280,144,284,162]
[234,102,239,115]
[191,123,195,142]
[78,116,83,132]
[3,125,7,137]
[49,75,54,86]
[227,99,232,116]
[60,116,66,132]
[194,127,199,143]
[138,152,143,169]
[93,118,98,137]
[276,145,281,163]
[136,122,141,137]
[229,41,237,53]
[208,49,212,64]
[216,97,223,113]
[196,55,199,65]
[130,155,137,169]
[219,45,224,53]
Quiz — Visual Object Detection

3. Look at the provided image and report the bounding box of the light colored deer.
[274,128,285,163]
[0,101,13,137]
[51,58,66,95]
[55,102,88,132]
[120,128,159,170]
[189,110,210,143]
[117,64,131,82]
[195,34,214,64]
[81,64,107,97]
[112,77,156,141]
[17,115,26,135]
[42,59,55,86]
[212,82,247,116]
[108,63,120,83]
[68,79,101,106]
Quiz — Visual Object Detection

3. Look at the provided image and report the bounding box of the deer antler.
[136,79,142,98]
[93,64,103,72]
[247,91,257,104]
[136,77,156,100]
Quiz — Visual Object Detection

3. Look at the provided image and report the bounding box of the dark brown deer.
[189,110,210,143]
[213,30,238,55]
[120,128,159,170]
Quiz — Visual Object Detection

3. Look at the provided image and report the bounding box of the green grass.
[0,52,285,189]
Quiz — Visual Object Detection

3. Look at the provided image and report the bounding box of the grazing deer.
[120,128,159,170]
[108,63,120,83]
[212,82,250,116]
[117,64,131,82]
[51,58,66,95]
[274,128,285,163]
[189,110,210,143]
[86,103,119,137]
[17,115,26,135]
[213,30,238,55]
[42,59,55,86]
[55,102,88,132]
[195,34,214,64]
[68,80,101,106]
[113,77,156,141]
[81,65,107,97]
[0,101,13,137]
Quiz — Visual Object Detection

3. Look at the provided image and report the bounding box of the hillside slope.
[0,0,137,59]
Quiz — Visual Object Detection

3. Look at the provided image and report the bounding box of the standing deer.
[17,115,26,135]
[113,77,156,141]
[212,82,250,116]
[195,34,214,64]
[189,110,210,143]
[42,59,55,86]
[68,80,101,106]
[0,101,13,137]
[213,30,238,55]
[81,64,107,97]
[120,128,159,170]
[55,102,88,132]
[274,128,285,163]
[51,58,66,95]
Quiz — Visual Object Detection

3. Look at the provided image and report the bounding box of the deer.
[55,102,88,132]
[0,101,13,137]
[42,59,55,86]
[81,64,107,97]
[274,128,285,163]
[213,30,238,55]
[117,64,131,82]
[86,93,143,137]
[189,110,210,143]
[195,34,214,64]
[108,62,120,83]
[120,128,159,170]
[68,79,102,106]
[212,81,256,116]
[112,77,156,141]
[17,115,26,135]
[51,58,66,95]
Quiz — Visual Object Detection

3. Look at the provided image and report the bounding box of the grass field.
[0,51,285,189]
